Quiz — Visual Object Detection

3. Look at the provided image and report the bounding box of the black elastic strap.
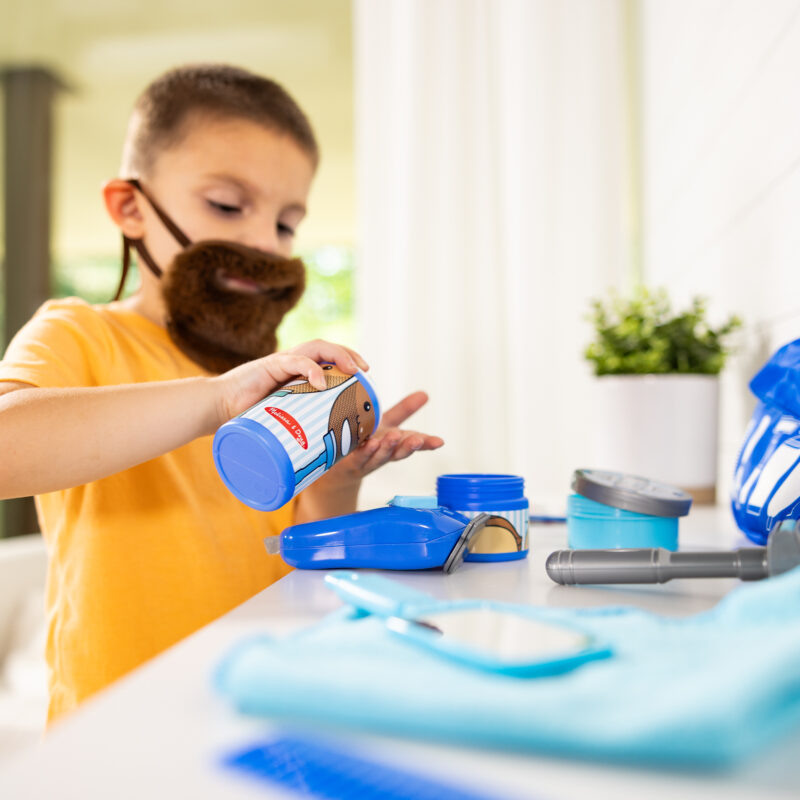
[112,178,194,300]
[126,178,192,247]
[113,237,134,301]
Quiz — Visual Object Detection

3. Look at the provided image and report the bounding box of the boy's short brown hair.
[121,64,318,176]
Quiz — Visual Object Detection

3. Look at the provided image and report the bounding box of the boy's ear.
[103,179,145,238]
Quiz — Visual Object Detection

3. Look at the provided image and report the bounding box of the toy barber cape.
[733,338,800,544]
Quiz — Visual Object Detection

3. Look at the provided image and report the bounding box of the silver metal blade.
[264,535,281,555]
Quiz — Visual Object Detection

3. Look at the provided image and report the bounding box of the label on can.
[238,365,378,494]
[265,407,308,449]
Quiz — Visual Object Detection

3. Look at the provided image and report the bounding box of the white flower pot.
[592,374,720,503]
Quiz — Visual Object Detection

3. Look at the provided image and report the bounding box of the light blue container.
[567,493,679,551]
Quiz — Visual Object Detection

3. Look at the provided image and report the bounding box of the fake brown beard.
[161,240,306,374]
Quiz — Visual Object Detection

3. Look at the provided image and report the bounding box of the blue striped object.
[733,338,800,544]
[221,734,511,799]
[214,369,380,511]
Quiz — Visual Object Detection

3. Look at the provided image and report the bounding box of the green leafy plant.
[585,287,741,376]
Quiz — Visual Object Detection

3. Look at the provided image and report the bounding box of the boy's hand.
[211,342,443,523]
[294,390,444,523]
[337,390,444,479]
[211,339,368,429]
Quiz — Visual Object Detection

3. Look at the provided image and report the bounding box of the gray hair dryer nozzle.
[546,522,800,585]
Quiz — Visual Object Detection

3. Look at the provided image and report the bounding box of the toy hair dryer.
[266,505,492,573]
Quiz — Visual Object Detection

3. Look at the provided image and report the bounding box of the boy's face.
[138,112,315,284]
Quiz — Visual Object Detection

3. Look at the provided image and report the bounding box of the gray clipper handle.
[546,547,768,585]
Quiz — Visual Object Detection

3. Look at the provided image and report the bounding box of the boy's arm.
[0,377,222,498]
[0,342,366,500]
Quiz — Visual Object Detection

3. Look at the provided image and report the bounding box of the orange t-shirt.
[0,297,294,722]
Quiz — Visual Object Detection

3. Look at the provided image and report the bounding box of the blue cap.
[213,417,296,511]
[437,474,526,509]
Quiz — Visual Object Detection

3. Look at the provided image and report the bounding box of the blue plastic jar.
[566,493,679,551]
[214,367,380,511]
[436,474,529,561]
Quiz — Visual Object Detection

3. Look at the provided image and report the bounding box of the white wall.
[1,0,355,258]
[641,0,800,499]
[354,0,632,513]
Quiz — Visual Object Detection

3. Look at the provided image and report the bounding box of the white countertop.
[1,506,799,799]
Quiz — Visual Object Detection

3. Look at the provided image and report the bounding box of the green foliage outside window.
[584,286,742,376]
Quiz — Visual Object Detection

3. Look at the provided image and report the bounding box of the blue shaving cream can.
[214,366,381,511]
[437,474,529,561]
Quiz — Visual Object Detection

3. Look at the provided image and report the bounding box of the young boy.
[0,64,443,723]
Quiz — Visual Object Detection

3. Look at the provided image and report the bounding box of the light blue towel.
[214,567,800,769]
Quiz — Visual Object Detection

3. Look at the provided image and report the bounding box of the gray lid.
[572,469,692,518]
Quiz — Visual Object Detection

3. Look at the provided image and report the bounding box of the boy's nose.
[241,229,282,256]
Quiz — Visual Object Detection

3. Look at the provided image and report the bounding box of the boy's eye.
[278,222,296,237]
[207,199,242,215]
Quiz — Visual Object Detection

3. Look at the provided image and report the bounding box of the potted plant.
[585,287,741,503]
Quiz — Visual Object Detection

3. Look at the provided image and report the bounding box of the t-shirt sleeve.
[0,298,110,389]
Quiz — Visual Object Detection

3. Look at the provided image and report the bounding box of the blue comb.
[221,734,513,800]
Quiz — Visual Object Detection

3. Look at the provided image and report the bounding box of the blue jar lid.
[437,474,526,508]
[213,417,296,511]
